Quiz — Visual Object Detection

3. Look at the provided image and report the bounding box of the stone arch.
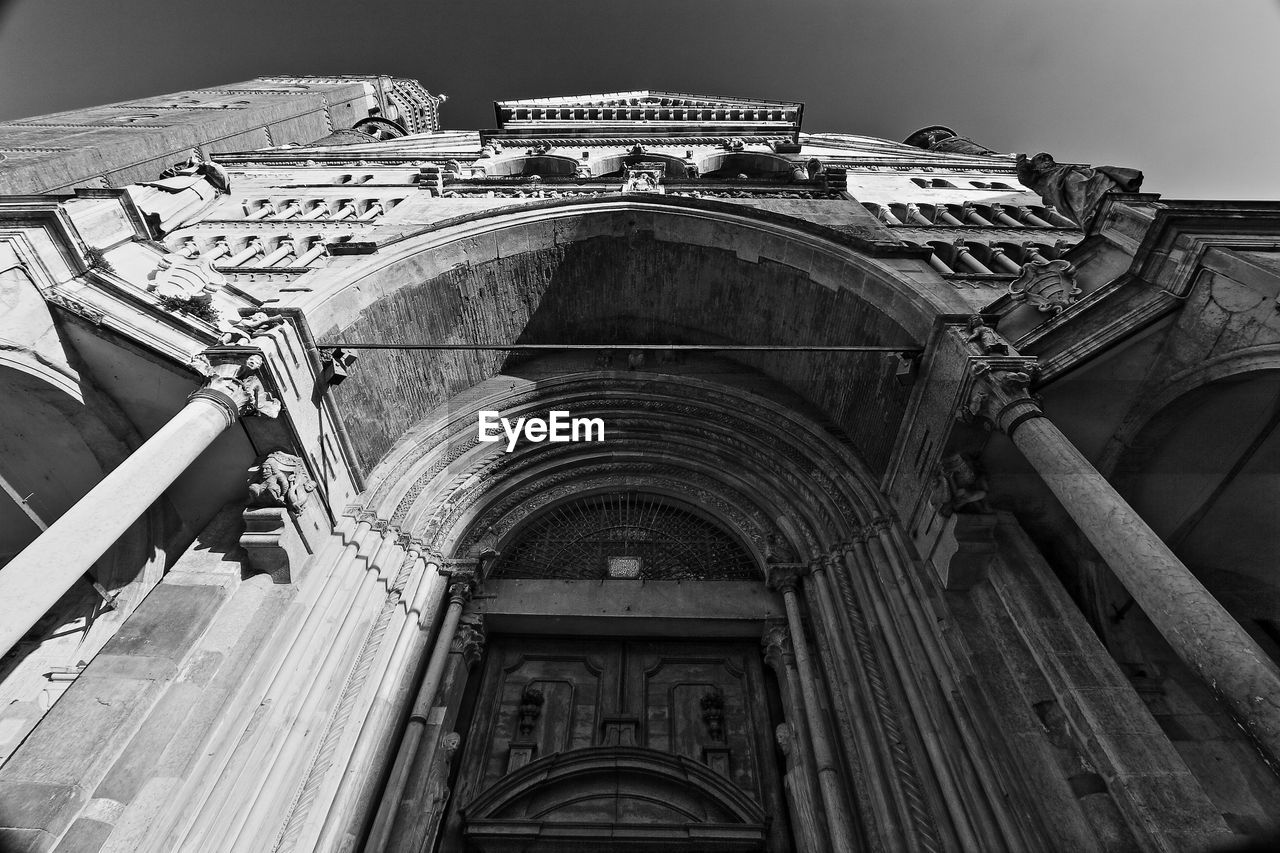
[460,746,768,851]
[300,195,963,477]
[356,369,887,559]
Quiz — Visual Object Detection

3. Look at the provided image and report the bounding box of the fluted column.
[961,339,1280,767]
[365,567,476,852]
[767,563,859,853]
[0,347,279,657]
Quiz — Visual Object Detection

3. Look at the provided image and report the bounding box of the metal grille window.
[489,492,759,581]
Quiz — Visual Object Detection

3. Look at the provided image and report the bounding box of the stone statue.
[1015,152,1143,227]
[131,152,232,234]
[966,315,1010,355]
[217,311,286,346]
[237,354,282,418]
[903,126,999,156]
[932,454,990,517]
[248,450,316,516]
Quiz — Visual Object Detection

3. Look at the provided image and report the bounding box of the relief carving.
[189,349,282,419]
[1008,258,1082,315]
[965,315,1011,356]
[930,454,990,517]
[248,451,316,516]
[217,310,286,346]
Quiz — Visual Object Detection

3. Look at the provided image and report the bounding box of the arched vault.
[300,196,965,478]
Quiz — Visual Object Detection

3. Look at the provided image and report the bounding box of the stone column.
[963,346,1280,767]
[763,621,825,853]
[807,556,907,852]
[365,568,475,853]
[0,347,279,657]
[389,615,485,853]
[314,546,441,852]
[767,563,859,853]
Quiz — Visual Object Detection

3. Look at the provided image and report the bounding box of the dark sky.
[1,0,1277,199]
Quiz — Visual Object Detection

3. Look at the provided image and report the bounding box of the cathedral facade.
[0,76,1278,852]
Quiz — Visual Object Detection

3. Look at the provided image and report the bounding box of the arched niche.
[481,154,580,177]
[591,151,691,178]
[695,151,799,180]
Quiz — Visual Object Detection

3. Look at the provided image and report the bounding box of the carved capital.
[451,616,486,667]
[867,516,892,536]
[446,579,475,607]
[765,562,807,593]
[960,356,1044,435]
[189,346,281,422]
[761,620,793,672]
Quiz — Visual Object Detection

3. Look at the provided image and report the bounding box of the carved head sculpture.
[242,353,264,373]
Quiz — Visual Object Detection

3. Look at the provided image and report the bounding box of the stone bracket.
[239,506,316,584]
[923,512,998,590]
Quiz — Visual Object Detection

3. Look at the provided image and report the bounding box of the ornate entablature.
[487,90,803,144]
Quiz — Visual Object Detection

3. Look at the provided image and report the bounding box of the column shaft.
[0,394,235,656]
[1011,413,1280,765]
[848,539,982,849]
[809,564,906,851]
[314,554,444,852]
[365,581,469,852]
[781,585,860,853]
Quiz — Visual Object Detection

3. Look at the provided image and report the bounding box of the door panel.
[468,639,619,794]
[631,644,764,799]
[450,635,790,851]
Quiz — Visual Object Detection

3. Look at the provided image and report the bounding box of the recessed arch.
[300,196,961,478]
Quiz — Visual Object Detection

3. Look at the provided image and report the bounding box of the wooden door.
[445,635,791,852]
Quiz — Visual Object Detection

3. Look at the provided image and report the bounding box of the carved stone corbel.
[451,615,486,669]
[240,449,321,584]
[761,620,793,674]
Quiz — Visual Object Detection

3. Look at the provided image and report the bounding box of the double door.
[447,635,791,851]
